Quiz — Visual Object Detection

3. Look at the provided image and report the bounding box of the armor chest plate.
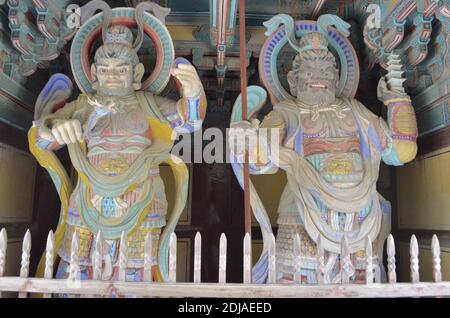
[88,101,150,138]
[301,109,358,138]
[85,96,152,174]
[299,109,363,185]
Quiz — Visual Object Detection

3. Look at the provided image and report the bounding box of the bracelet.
[392,134,417,141]
[384,97,411,105]
[185,88,203,100]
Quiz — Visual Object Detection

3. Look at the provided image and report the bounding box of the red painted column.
[238,0,252,251]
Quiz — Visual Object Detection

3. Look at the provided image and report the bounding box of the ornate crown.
[263,14,350,54]
[298,32,329,53]
[103,25,134,47]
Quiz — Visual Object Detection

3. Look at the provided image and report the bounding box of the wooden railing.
[0,228,449,298]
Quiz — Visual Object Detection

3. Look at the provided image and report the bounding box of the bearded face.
[295,58,339,105]
[91,48,144,97]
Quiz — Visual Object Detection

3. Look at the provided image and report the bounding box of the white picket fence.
[0,227,449,298]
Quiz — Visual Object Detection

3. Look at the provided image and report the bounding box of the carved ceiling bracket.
[5,0,75,77]
[363,0,448,96]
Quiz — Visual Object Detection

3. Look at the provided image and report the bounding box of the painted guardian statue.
[28,2,206,282]
[230,14,418,284]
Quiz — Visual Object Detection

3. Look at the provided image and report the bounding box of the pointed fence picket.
[218,233,227,284]
[431,235,441,283]
[316,235,325,284]
[43,231,55,298]
[18,230,31,298]
[144,232,153,283]
[0,229,449,298]
[0,229,6,278]
[293,234,301,283]
[340,236,351,284]
[387,234,397,283]
[268,233,276,284]
[119,231,128,283]
[92,231,103,281]
[243,233,251,284]
[0,228,6,298]
[193,232,201,284]
[410,235,420,283]
[68,231,80,298]
[365,236,374,284]
[168,232,177,283]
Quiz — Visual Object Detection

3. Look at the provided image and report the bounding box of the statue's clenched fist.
[51,119,83,145]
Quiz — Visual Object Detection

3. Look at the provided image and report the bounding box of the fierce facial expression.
[296,59,338,105]
[92,58,143,96]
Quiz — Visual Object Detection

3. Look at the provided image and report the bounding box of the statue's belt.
[67,140,171,197]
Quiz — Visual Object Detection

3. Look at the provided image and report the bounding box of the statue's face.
[296,58,338,105]
[94,58,134,92]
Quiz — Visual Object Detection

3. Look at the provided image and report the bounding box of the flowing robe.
[256,98,394,283]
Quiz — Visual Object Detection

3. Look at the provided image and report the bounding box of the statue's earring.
[91,64,99,90]
[133,63,145,91]
[287,69,297,97]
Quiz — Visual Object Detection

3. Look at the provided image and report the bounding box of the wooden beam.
[1,278,450,298]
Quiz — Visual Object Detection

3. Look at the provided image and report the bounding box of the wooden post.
[316,235,325,284]
[43,230,55,298]
[0,228,7,298]
[144,232,153,282]
[293,233,301,284]
[194,232,202,283]
[387,234,396,283]
[219,233,227,284]
[169,232,177,283]
[19,229,31,298]
[365,235,374,284]
[268,233,276,284]
[243,233,251,284]
[431,234,442,283]
[119,231,128,282]
[410,235,419,283]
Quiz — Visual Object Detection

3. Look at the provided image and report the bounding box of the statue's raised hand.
[377,76,408,104]
[171,64,202,98]
[51,119,84,145]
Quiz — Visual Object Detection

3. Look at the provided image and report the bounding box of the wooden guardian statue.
[29,1,206,283]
